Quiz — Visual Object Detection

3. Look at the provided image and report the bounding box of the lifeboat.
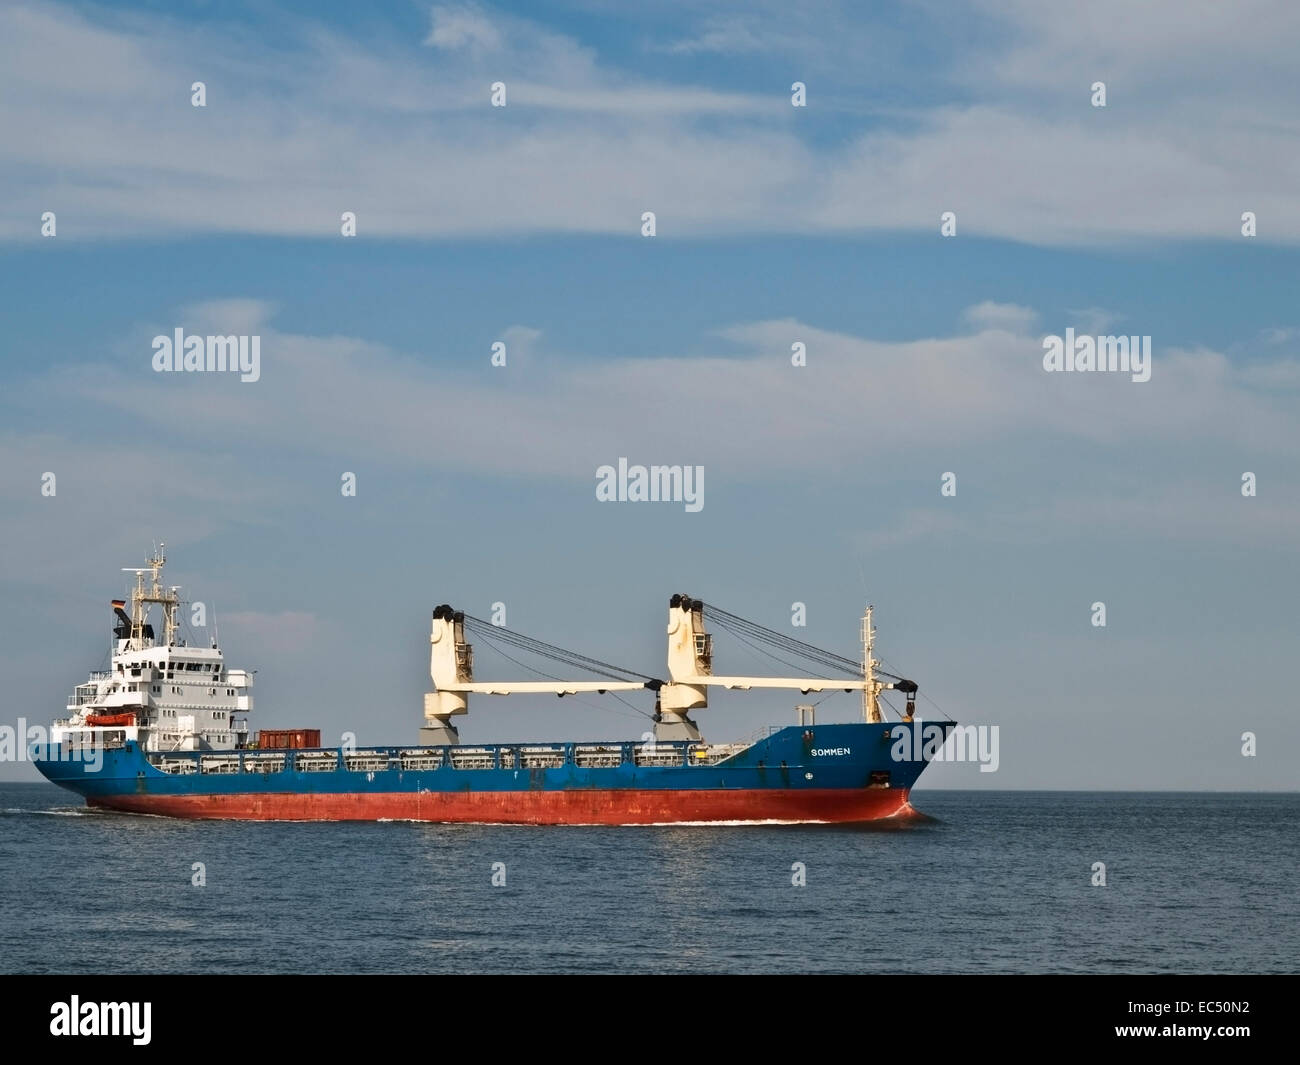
[84,711,137,727]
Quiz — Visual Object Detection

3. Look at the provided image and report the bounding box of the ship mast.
[124,543,179,649]
[862,605,882,723]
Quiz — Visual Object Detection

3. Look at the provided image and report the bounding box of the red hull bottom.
[88,787,917,825]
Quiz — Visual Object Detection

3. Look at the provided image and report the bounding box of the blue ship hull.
[32,721,954,824]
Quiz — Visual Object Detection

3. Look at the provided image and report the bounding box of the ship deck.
[149,735,764,777]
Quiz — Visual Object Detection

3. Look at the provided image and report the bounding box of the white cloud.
[0,431,289,585]
[505,83,773,115]
[659,17,770,56]
[426,5,502,53]
[961,301,1037,333]
[178,299,276,335]
[1261,327,1300,345]
[1066,307,1122,334]
[2,2,1298,243]
[851,485,1300,552]
[1239,359,1300,389]
[497,325,542,368]
[42,302,1300,484]
[973,0,1300,100]
[3,298,1297,665]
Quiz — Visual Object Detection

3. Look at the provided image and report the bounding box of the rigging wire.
[877,652,953,721]
[707,612,861,676]
[699,602,859,669]
[471,628,654,721]
[461,613,657,683]
[471,628,568,684]
[699,601,914,682]
[719,623,814,675]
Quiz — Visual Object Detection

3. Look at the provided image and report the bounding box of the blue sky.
[1,1,1297,788]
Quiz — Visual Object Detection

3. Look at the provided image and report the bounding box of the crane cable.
[460,613,659,685]
[470,626,656,721]
[698,601,913,683]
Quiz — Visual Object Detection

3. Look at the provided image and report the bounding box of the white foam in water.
[3,807,94,817]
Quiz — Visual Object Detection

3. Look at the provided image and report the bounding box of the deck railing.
[146,732,767,776]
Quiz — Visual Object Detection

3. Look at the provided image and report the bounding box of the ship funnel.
[112,601,132,627]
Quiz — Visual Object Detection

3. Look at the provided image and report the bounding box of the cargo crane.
[422,606,661,745]
[656,595,917,740]
[424,596,918,744]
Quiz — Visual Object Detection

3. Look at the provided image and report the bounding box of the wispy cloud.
[1261,326,1300,345]
[656,17,771,56]
[19,299,1298,485]
[961,301,1037,333]
[1066,307,1123,335]
[426,4,503,53]
[2,1,1298,243]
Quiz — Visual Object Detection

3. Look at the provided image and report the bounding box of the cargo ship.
[32,548,954,824]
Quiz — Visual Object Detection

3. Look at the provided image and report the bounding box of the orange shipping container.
[257,728,321,750]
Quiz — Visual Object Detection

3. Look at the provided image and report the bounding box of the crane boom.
[438,680,653,696]
[680,676,870,692]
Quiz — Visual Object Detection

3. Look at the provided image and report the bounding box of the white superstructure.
[50,546,253,753]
